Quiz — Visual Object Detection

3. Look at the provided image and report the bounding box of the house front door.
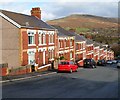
[28,51,35,65]
[43,51,45,65]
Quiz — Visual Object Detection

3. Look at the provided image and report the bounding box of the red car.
[58,60,78,73]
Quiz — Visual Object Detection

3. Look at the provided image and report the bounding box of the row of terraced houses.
[0,7,114,76]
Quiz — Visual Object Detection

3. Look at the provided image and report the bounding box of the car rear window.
[84,59,91,62]
[60,62,69,65]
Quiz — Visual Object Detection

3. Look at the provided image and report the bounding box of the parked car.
[106,60,113,64]
[97,59,106,66]
[112,60,117,64]
[117,60,120,68]
[58,60,78,73]
[83,59,96,68]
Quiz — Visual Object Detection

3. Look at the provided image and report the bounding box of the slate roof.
[93,41,100,47]
[51,25,74,37]
[0,10,55,30]
[71,33,86,42]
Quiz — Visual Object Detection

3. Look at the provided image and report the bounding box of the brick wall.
[0,63,8,76]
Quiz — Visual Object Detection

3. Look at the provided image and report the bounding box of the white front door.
[28,51,35,65]
[43,51,45,64]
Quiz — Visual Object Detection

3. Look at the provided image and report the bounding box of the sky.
[0,0,119,21]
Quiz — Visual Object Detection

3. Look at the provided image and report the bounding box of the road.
[2,64,119,99]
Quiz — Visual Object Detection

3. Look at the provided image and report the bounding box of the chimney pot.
[31,7,41,19]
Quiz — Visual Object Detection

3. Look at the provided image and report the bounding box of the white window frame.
[39,34,42,45]
[70,52,73,59]
[28,32,35,46]
[70,39,73,47]
[43,33,46,45]
[49,34,54,44]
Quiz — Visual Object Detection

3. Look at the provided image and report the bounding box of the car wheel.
[92,65,95,68]
[75,68,78,72]
[70,69,72,73]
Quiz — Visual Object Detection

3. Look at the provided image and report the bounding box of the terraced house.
[86,39,94,59]
[93,42,100,62]
[68,29,86,67]
[52,25,75,62]
[0,7,115,76]
[0,7,57,75]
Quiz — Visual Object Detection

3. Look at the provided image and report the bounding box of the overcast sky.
[0,0,119,21]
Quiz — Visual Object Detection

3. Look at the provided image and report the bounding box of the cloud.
[42,10,56,21]
[42,2,118,20]
[0,1,118,21]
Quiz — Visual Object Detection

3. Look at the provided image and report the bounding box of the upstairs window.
[76,43,79,50]
[38,31,46,45]
[70,39,73,47]
[49,34,54,43]
[39,34,42,44]
[28,32,34,45]
[42,34,46,44]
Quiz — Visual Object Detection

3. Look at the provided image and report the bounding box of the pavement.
[1,69,57,83]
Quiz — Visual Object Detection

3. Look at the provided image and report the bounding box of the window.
[59,40,63,48]
[66,40,69,47]
[59,40,60,48]
[64,39,67,47]
[49,34,54,43]
[76,43,79,50]
[43,34,46,44]
[70,39,72,47]
[70,52,73,59]
[28,32,34,44]
[39,34,42,44]
[49,50,54,59]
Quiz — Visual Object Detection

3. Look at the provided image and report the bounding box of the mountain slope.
[46,14,118,34]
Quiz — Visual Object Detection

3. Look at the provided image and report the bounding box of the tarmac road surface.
[2,65,119,99]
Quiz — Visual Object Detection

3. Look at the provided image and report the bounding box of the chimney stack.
[31,7,41,19]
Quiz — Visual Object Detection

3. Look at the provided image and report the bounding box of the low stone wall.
[8,65,31,76]
[37,64,51,72]
[77,60,84,67]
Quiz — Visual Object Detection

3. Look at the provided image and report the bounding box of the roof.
[0,10,55,30]
[74,33,86,42]
[85,39,94,45]
[93,41,100,47]
[51,25,74,37]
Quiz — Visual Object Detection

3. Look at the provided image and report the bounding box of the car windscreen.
[60,62,69,65]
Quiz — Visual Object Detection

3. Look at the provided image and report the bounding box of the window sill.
[28,44,36,46]
[49,43,54,45]
[59,48,64,50]
[49,58,54,61]
[70,58,74,60]
[65,47,69,49]
[39,44,47,46]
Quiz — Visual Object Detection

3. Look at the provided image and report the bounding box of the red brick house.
[71,33,86,67]
[93,43,100,62]
[0,7,57,75]
[51,25,75,62]
[86,39,94,59]
[107,49,114,60]
[0,7,115,76]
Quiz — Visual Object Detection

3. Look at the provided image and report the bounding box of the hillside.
[46,14,118,36]
[47,14,120,57]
